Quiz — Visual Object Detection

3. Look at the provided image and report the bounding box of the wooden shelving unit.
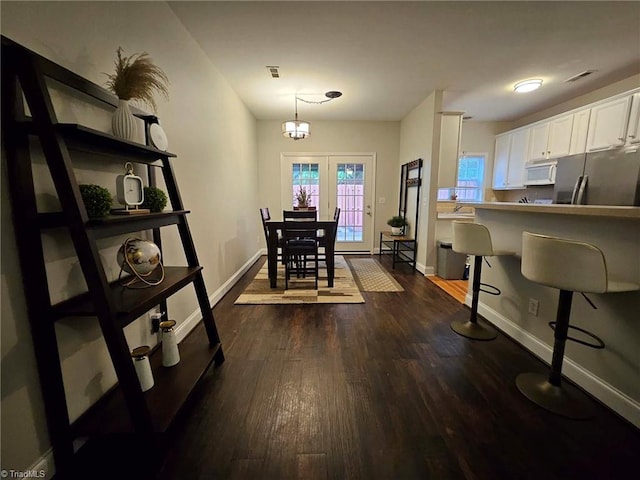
[1,36,224,475]
[379,159,422,270]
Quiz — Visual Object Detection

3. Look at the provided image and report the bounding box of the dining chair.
[318,207,340,262]
[260,207,283,262]
[283,209,317,221]
[282,219,319,289]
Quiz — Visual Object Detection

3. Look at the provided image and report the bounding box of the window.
[291,163,319,208]
[454,153,485,201]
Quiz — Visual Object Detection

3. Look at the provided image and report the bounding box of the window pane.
[291,163,319,207]
[336,163,364,242]
[456,154,485,201]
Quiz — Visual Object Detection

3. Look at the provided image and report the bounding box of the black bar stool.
[450,221,515,340]
[517,232,639,419]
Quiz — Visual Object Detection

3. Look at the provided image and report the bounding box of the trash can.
[437,240,467,279]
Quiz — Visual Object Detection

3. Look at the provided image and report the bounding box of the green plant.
[295,186,311,207]
[142,186,168,212]
[387,215,408,228]
[79,184,112,218]
[105,47,169,112]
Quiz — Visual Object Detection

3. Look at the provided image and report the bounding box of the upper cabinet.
[626,92,640,145]
[438,113,463,188]
[569,109,591,154]
[493,128,529,189]
[528,114,575,161]
[586,95,632,151]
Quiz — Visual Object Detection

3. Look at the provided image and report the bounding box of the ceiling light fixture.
[514,79,543,93]
[282,91,342,141]
[281,96,311,140]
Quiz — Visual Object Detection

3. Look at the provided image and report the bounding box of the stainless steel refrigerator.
[552,148,640,206]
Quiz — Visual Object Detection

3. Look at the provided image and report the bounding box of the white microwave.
[524,161,557,186]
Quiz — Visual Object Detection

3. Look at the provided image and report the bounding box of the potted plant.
[387,215,408,235]
[105,47,169,141]
[294,186,314,210]
[79,184,112,219]
[141,186,168,213]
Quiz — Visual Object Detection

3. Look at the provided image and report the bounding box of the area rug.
[234,256,364,304]
[347,258,404,292]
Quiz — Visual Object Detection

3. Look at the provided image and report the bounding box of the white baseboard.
[175,250,262,342]
[469,294,640,428]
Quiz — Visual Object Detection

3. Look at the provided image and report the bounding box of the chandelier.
[281,96,310,140]
[281,91,342,140]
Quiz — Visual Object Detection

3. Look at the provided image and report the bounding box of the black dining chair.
[318,207,340,263]
[260,207,284,262]
[283,209,317,221]
[282,219,320,289]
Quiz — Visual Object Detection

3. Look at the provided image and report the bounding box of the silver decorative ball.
[117,239,162,276]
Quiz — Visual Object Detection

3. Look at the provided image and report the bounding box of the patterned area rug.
[347,258,404,292]
[234,256,365,304]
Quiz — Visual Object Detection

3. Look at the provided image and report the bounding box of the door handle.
[366,205,372,216]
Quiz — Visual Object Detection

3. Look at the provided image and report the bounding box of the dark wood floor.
[80,254,640,479]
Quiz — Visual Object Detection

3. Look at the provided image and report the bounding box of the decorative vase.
[391,226,403,235]
[131,346,154,392]
[160,320,180,367]
[112,99,137,141]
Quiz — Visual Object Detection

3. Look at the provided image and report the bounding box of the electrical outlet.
[528,298,539,316]
[150,312,163,333]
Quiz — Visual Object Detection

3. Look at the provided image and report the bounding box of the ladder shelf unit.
[1,36,224,474]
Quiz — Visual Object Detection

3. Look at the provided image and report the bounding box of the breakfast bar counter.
[459,201,640,219]
[456,201,640,427]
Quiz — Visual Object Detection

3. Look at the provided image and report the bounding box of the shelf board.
[38,210,189,238]
[51,266,203,327]
[71,321,221,435]
[20,122,176,163]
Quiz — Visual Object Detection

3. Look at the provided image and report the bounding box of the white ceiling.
[169,1,640,122]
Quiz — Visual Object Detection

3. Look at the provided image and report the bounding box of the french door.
[281,153,375,252]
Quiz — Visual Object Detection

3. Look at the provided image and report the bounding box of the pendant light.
[281,91,343,140]
[282,96,310,140]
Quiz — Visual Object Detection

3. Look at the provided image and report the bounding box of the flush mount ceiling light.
[514,79,543,93]
[282,91,342,140]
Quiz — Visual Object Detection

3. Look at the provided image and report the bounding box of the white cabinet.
[507,128,529,187]
[569,109,591,154]
[626,93,640,145]
[586,96,632,151]
[547,114,574,158]
[492,133,510,189]
[438,113,463,187]
[528,114,574,161]
[493,128,529,190]
[528,122,550,162]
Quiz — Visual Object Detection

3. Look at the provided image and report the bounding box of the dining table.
[265,219,337,288]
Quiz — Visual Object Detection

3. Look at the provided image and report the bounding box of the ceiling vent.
[565,70,597,83]
[266,65,280,78]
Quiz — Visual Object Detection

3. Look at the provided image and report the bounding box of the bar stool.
[450,221,514,340]
[517,232,640,419]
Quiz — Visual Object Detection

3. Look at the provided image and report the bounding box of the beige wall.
[1,1,258,474]
[398,91,441,273]
[257,120,400,249]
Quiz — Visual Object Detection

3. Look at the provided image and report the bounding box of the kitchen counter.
[459,201,640,219]
[460,205,640,427]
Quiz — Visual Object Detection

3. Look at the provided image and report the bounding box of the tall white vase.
[131,346,154,392]
[112,99,137,141]
[161,320,180,367]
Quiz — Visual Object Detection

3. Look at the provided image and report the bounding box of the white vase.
[112,99,137,141]
[391,226,403,235]
[161,320,180,367]
[131,348,154,392]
